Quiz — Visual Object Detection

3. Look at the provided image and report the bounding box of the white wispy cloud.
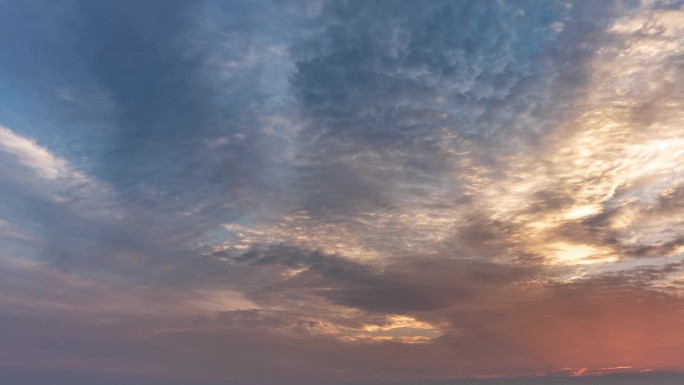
[0,126,68,180]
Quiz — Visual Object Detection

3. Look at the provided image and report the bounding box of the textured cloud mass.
[2,1,684,384]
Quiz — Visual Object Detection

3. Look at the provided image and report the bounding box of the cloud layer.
[2,1,684,384]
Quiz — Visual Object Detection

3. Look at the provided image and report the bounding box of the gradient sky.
[2,1,684,384]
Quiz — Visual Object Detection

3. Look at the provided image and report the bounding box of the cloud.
[0,126,68,180]
[4,1,684,384]
[286,0,581,223]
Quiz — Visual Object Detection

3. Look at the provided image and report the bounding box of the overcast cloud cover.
[2,0,684,384]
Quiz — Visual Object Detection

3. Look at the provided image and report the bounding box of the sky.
[2,0,684,384]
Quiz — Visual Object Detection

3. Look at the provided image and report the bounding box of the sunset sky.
[2,1,684,384]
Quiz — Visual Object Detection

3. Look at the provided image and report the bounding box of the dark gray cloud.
[232,245,535,313]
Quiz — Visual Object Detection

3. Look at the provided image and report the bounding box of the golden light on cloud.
[334,314,443,344]
[561,204,603,221]
[428,3,684,269]
[550,243,617,265]
[555,365,652,378]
